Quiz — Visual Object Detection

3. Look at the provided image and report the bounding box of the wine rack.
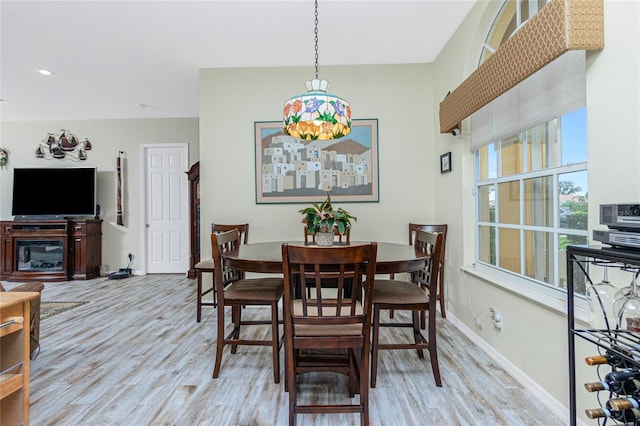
[567,245,640,425]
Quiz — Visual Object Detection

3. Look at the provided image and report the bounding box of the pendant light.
[283,0,351,141]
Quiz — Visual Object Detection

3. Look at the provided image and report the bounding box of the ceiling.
[0,0,477,122]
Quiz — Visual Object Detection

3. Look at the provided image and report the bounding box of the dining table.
[221,240,430,395]
[222,240,428,275]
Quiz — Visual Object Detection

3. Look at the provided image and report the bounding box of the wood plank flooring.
[8,274,565,425]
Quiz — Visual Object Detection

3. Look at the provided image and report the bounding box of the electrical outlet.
[489,307,503,330]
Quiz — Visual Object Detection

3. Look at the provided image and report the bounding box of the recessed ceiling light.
[38,69,53,76]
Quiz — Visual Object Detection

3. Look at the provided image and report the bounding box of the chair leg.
[284,344,289,393]
[196,270,203,322]
[212,274,217,308]
[439,269,446,318]
[348,349,356,397]
[271,301,280,384]
[419,283,427,329]
[428,310,442,387]
[370,305,381,388]
[289,359,297,426]
[389,273,395,319]
[231,305,241,354]
[212,300,226,378]
[412,311,425,359]
[360,346,369,426]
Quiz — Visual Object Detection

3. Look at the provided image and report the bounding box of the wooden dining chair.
[211,229,283,383]
[303,225,352,298]
[409,223,448,319]
[195,223,248,322]
[303,225,351,244]
[388,223,448,323]
[370,229,443,388]
[281,242,377,426]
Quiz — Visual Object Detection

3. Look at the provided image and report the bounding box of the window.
[473,0,588,296]
[475,108,588,293]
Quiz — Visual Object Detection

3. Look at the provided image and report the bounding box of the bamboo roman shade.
[439,0,604,135]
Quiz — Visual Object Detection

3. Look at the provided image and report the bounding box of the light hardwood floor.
[9,274,564,425]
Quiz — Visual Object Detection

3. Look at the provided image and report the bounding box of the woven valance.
[439,0,604,134]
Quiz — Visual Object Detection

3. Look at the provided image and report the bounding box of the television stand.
[0,219,102,282]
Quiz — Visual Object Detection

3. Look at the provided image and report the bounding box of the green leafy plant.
[299,193,357,235]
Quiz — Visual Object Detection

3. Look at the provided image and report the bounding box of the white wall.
[433,0,640,423]
[0,118,199,273]
[198,64,436,257]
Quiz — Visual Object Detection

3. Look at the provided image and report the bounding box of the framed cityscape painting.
[254,119,379,204]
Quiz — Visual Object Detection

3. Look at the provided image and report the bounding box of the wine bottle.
[585,372,640,396]
[586,347,636,369]
[607,396,640,411]
[608,370,640,382]
[585,406,640,421]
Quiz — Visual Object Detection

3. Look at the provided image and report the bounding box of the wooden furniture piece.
[1,291,39,426]
[211,230,283,383]
[0,219,102,282]
[409,223,448,318]
[222,241,427,276]
[186,161,200,279]
[69,220,103,280]
[195,223,249,322]
[0,282,44,356]
[370,229,444,387]
[281,242,378,426]
[303,225,351,244]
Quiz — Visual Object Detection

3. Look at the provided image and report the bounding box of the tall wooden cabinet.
[186,162,200,279]
[0,219,102,282]
[0,291,39,426]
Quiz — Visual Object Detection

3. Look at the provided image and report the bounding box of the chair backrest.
[281,243,377,336]
[413,230,444,307]
[212,223,249,244]
[211,229,243,292]
[303,225,351,244]
[409,223,447,263]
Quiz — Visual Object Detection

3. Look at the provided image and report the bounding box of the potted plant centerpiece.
[299,194,357,246]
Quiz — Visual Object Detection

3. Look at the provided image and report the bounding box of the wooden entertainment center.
[0,219,102,282]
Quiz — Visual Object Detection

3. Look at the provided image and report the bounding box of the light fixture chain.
[314,0,319,80]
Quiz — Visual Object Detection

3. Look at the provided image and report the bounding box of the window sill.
[461,263,592,326]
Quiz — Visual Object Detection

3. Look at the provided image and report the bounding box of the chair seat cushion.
[194,258,214,270]
[225,278,283,301]
[373,279,429,305]
[292,299,363,336]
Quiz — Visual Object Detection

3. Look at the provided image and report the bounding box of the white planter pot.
[315,232,335,246]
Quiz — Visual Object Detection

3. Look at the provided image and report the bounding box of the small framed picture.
[440,152,452,174]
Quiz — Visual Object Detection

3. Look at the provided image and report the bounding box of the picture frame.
[440,152,452,174]
[254,119,379,204]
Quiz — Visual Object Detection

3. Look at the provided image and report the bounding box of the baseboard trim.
[446,312,586,426]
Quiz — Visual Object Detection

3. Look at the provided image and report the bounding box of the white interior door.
[142,144,189,273]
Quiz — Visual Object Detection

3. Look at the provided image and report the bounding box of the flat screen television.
[12,167,97,219]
